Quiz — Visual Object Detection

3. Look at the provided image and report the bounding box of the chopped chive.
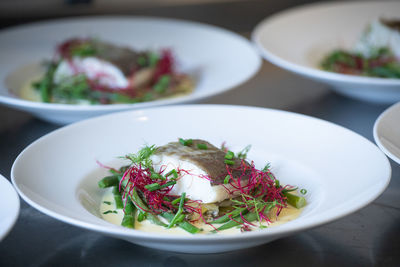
[103,201,112,205]
[224,151,234,160]
[197,143,208,150]
[224,159,235,165]
[223,175,231,184]
[166,169,178,179]
[300,189,307,195]
[179,138,193,146]
[161,180,176,189]
[150,172,165,180]
[103,210,117,214]
[144,183,160,191]
[144,180,176,192]
[161,212,200,234]
[171,197,184,205]
[168,192,186,228]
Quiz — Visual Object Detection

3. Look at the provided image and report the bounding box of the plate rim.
[373,102,400,164]
[0,174,20,241]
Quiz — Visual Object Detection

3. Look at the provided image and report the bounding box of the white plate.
[11,104,391,253]
[374,102,400,164]
[0,17,261,124]
[252,1,400,104]
[0,174,20,241]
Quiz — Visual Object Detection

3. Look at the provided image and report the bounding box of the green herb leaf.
[197,143,208,150]
[103,210,118,214]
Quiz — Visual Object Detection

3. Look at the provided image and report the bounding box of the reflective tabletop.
[0,59,399,267]
[1,0,400,263]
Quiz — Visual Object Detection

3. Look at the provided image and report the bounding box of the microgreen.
[237,145,251,159]
[125,145,156,169]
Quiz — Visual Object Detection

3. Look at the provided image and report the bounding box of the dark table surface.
[0,59,399,266]
[0,1,399,265]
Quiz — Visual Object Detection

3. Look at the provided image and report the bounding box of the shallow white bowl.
[0,174,20,241]
[11,104,391,253]
[374,102,400,164]
[252,1,400,104]
[0,16,260,124]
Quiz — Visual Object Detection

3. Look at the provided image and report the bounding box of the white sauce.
[99,188,303,235]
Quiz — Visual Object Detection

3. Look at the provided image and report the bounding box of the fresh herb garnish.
[126,145,156,169]
[103,210,118,214]
[197,143,208,150]
[179,138,193,146]
[237,145,251,159]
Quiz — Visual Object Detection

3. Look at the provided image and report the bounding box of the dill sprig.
[237,145,251,159]
[125,145,157,168]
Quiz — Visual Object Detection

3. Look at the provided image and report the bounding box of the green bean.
[211,207,248,224]
[168,192,186,228]
[128,188,167,227]
[161,212,201,234]
[213,212,258,232]
[121,215,135,228]
[112,186,123,209]
[121,199,136,229]
[98,175,119,188]
[283,192,306,209]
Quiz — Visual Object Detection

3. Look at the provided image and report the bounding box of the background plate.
[0,16,261,124]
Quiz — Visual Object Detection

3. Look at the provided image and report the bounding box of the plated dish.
[11,105,391,253]
[98,139,306,234]
[320,19,400,79]
[0,174,20,241]
[26,38,193,104]
[252,1,400,103]
[374,102,400,164]
[0,17,261,124]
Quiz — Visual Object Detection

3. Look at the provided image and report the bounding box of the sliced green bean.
[112,186,123,209]
[283,192,306,209]
[128,188,167,227]
[98,175,119,188]
[161,212,201,234]
[211,207,248,224]
[213,212,258,232]
[121,215,135,228]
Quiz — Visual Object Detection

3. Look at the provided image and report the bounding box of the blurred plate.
[252,1,400,103]
[12,104,391,253]
[0,174,20,241]
[0,16,261,124]
[374,102,400,164]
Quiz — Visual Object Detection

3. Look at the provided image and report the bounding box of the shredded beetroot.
[152,50,174,83]
[106,150,293,231]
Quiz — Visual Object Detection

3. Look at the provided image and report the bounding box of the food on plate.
[320,19,400,78]
[26,38,193,104]
[98,138,307,234]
